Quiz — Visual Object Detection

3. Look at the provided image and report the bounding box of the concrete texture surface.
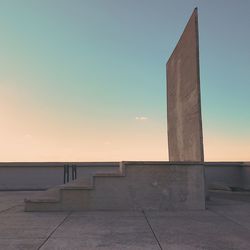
[167,8,204,162]
[25,162,205,211]
[1,191,250,250]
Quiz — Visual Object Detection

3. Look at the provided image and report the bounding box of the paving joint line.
[0,204,20,214]
[37,211,72,250]
[142,210,163,250]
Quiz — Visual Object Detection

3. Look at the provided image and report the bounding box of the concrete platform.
[25,162,205,211]
[1,191,250,250]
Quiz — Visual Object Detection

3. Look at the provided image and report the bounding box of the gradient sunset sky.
[0,0,249,162]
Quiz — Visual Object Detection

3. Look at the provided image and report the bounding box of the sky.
[0,0,249,162]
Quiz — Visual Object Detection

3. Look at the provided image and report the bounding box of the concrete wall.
[0,162,249,191]
[204,162,250,190]
[243,163,250,189]
[167,8,204,162]
[80,162,206,210]
[0,162,119,190]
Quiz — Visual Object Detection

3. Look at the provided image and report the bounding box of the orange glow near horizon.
[1,85,249,162]
[0,84,168,162]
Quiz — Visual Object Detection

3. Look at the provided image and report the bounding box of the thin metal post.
[63,164,66,184]
[71,165,73,180]
[67,164,69,183]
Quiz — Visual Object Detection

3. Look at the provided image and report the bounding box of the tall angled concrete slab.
[167,8,204,162]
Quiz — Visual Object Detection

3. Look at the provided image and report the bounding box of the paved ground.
[0,191,250,250]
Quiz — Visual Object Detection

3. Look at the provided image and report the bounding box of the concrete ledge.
[25,198,59,203]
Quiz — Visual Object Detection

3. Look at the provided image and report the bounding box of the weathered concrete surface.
[146,208,250,250]
[25,162,205,211]
[86,162,205,211]
[41,233,160,250]
[207,192,250,231]
[1,191,250,250]
[167,8,204,162]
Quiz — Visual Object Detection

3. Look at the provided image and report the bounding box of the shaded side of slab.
[167,8,204,162]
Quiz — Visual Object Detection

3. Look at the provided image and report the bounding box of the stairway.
[25,162,205,211]
[25,162,125,211]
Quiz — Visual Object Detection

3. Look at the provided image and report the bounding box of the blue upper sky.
[0,0,249,161]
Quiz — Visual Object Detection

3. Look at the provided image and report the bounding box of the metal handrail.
[64,164,77,184]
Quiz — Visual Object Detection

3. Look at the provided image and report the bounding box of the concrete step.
[25,164,125,211]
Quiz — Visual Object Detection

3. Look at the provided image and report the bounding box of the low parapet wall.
[0,162,119,190]
[204,162,249,190]
[0,162,249,191]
